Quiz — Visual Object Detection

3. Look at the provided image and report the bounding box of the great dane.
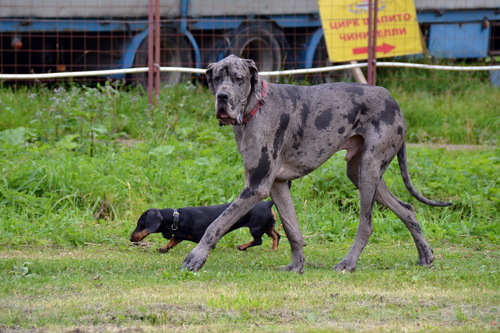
[182,55,451,273]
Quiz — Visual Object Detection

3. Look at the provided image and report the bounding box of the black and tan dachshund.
[130,201,280,253]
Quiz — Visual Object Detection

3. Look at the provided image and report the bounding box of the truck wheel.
[224,23,285,75]
[131,27,193,86]
[311,38,353,83]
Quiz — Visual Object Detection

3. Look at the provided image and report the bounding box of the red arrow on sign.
[352,43,396,55]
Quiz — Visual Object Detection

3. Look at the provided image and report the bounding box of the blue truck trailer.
[1,0,499,83]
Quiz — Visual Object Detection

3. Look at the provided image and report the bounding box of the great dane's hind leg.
[334,151,386,272]
[375,181,435,266]
[270,180,306,273]
[339,145,434,270]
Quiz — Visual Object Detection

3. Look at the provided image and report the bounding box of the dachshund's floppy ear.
[205,63,216,94]
[144,209,163,234]
[244,59,261,100]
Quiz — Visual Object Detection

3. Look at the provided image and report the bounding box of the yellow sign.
[318,0,422,62]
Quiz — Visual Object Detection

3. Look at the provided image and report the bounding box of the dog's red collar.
[242,81,268,125]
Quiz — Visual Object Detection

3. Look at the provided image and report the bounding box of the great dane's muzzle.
[215,90,236,125]
[216,91,229,103]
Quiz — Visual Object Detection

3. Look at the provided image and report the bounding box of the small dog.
[130,201,280,253]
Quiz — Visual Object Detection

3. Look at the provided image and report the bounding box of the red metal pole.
[154,0,161,98]
[367,0,378,85]
[147,0,155,104]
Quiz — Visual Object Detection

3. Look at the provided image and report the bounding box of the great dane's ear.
[205,63,216,94]
[245,59,261,100]
[144,209,163,234]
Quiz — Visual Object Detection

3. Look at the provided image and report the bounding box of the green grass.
[1,74,499,146]
[1,242,498,332]
[1,130,497,248]
[0,73,499,331]
[377,67,499,145]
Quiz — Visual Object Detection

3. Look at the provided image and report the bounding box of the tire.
[310,38,353,84]
[223,23,286,75]
[130,27,193,87]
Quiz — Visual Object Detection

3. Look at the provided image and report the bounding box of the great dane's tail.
[397,142,452,207]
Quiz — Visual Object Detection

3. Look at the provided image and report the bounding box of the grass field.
[1,241,498,332]
[0,72,499,331]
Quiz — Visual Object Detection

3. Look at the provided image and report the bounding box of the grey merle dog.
[182,55,451,273]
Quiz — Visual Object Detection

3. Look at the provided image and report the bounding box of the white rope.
[259,62,368,76]
[376,62,500,72]
[0,67,147,79]
[158,66,206,74]
[0,62,499,80]
[0,66,204,79]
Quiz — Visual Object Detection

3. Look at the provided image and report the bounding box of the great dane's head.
[206,55,261,126]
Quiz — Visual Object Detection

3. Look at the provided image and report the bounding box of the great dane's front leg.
[270,180,306,273]
[182,193,262,271]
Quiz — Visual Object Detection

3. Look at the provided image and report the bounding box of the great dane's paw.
[333,261,356,273]
[157,247,169,253]
[281,263,305,274]
[416,245,435,267]
[181,247,208,272]
[417,253,435,267]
